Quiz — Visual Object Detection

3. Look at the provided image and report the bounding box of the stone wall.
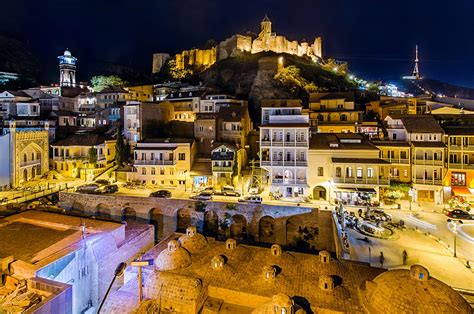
[59,192,335,251]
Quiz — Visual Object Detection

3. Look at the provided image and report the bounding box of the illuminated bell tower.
[260,14,272,37]
[58,49,77,87]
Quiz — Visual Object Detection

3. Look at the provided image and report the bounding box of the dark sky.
[2,0,473,87]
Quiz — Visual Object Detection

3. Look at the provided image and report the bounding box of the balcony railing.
[382,158,410,164]
[413,159,443,166]
[414,178,442,185]
[212,166,233,172]
[20,159,41,168]
[260,140,307,147]
[260,160,307,167]
[272,178,308,185]
[449,145,474,151]
[134,159,176,166]
[448,163,474,170]
[332,177,390,185]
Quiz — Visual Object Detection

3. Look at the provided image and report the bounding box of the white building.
[260,100,310,197]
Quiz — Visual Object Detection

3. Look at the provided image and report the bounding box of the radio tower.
[412,45,420,79]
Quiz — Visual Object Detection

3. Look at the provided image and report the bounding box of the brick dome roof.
[361,265,471,313]
[155,240,191,271]
[178,227,208,254]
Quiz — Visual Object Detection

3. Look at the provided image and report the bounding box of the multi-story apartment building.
[374,141,411,184]
[308,92,362,134]
[211,143,246,187]
[260,100,309,197]
[0,122,49,188]
[166,88,205,122]
[129,138,196,189]
[217,105,252,148]
[443,126,474,201]
[123,101,174,145]
[308,133,389,203]
[51,133,116,180]
[0,91,40,119]
[199,94,247,113]
[384,115,445,204]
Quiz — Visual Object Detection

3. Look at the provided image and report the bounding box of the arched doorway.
[204,210,218,237]
[259,216,276,243]
[176,207,191,233]
[71,201,85,214]
[23,169,28,182]
[96,203,111,219]
[32,167,36,178]
[313,186,327,200]
[148,208,163,243]
[230,214,247,240]
[121,207,137,221]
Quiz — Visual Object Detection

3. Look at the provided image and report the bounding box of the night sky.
[2,0,473,87]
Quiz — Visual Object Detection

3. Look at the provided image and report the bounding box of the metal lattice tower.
[412,45,420,79]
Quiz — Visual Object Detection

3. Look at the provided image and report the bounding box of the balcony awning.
[452,187,473,196]
[335,186,376,193]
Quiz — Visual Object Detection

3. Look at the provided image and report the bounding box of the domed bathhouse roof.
[178,227,208,254]
[252,293,306,314]
[154,239,191,271]
[361,265,472,313]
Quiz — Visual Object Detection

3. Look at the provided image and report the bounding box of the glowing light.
[349,75,354,80]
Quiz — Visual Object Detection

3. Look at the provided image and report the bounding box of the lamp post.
[184,170,188,192]
[97,262,127,313]
[447,219,463,258]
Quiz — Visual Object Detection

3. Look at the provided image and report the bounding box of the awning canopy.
[452,187,473,196]
[335,186,376,193]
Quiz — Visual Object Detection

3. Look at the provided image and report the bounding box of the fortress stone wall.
[152,16,323,73]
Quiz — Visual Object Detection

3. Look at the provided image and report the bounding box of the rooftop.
[388,115,444,133]
[140,137,194,144]
[309,92,355,102]
[52,133,112,146]
[261,99,302,108]
[310,133,378,150]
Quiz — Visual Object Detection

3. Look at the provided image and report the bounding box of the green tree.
[90,75,126,92]
[88,147,98,165]
[115,124,128,166]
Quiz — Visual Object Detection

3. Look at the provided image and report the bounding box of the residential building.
[166,88,206,122]
[211,143,244,187]
[0,122,49,188]
[385,115,445,204]
[194,113,218,156]
[309,92,362,134]
[217,104,252,148]
[96,86,131,109]
[123,101,174,145]
[199,94,246,113]
[443,126,474,201]
[308,133,389,203]
[51,133,116,180]
[260,99,309,197]
[0,90,40,118]
[373,141,411,184]
[129,138,196,188]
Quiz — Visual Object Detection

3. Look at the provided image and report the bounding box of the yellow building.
[129,138,197,189]
[127,85,154,101]
[443,126,474,201]
[0,122,49,188]
[51,133,116,180]
[308,133,390,203]
[309,92,361,134]
[374,141,412,184]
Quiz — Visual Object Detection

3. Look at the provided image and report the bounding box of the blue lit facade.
[58,49,77,87]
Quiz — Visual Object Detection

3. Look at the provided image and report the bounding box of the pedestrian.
[402,250,408,265]
[379,252,384,267]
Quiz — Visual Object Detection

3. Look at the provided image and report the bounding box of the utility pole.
[131,259,154,303]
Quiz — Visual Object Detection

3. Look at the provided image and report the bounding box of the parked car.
[98,184,119,194]
[190,192,213,201]
[446,209,473,220]
[238,195,263,204]
[369,209,392,222]
[249,186,262,194]
[76,184,100,194]
[199,186,215,194]
[216,185,241,197]
[95,179,110,186]
[150,190,172,198]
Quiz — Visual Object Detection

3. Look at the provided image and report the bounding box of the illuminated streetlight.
[447,219,463,257]
[98,262,127,312]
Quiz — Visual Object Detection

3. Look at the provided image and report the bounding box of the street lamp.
[184,170,188,192]
[97,262,127,313]
[447,219,463,258]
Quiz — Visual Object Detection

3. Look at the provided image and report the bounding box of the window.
[318,167,324,176]
[23,154,27,163]
[199,126,204,132]
[340,114,347,121]
[160,167,165,175]
[356,167,363,178]
[31,152,35,160]
[179,153,186,160]
[400,151,407,159]
[337,104,344,109]
[346,167,353,178]
[169,169,174,175]
[451,172,466,186]
[403,169,408,178]
[151,167,156,175]
[463,154,469,164]
[367,167,373,178]
[392,133,397,140]
[142,168,146,175]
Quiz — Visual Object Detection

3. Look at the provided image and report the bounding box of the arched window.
[31,152,35,160]
[335,167,342,177]
[23,154,27,163]
[346,167,353,178]
[142,168,146,175]
[340,114,347,121]
[318,114,324,121]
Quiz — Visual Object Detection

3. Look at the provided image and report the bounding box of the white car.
[190,192,213,201]
[238,195,262,204]
[217,185,241,197]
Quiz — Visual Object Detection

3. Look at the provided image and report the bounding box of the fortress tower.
[58,49,77,87]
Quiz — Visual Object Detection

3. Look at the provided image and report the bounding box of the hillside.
[0,35,39,87]
[197,52,357,121]
[397,78,474,99]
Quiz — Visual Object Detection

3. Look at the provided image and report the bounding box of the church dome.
[178,227,208,254]
[64,49,72,56]
[154,240,191,271]
[361,265,471,313]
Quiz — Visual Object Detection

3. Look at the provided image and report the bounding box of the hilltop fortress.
[152,15,323,73]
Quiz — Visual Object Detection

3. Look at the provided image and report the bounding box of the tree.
[90,75,126,92]
[88,147,98,165]
[115,124,128,166]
